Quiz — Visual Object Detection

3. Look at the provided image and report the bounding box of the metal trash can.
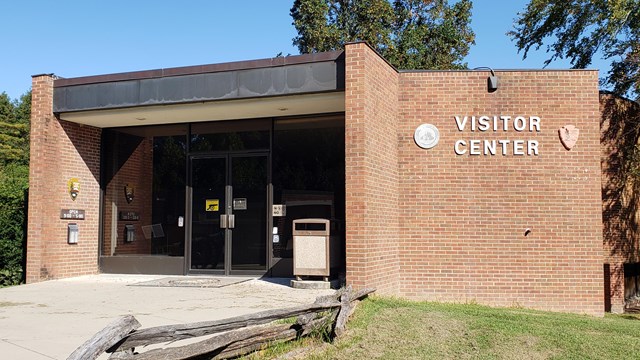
[293,218,331,281]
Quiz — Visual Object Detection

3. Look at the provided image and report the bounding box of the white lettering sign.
[454,115,541,156]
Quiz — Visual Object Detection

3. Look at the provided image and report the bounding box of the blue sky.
[0,0,611,100]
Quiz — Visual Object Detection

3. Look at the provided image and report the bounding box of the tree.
[0,93,13,123]
[0,162,29,285]
[13,91,31,126]
[510,0,640,99]
[291,0,475,70]
[0,91,30,166]
[0,91,30,286]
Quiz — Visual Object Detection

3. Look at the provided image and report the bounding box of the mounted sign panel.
[233,198,247,210]
[272,204,286,217]
[119,211,140,221]
[205,199,219,212]
[60,209,85,220]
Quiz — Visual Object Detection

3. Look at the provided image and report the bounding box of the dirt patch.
[492,335,556,360]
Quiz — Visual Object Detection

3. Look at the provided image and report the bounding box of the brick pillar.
[344,43,401,294]
[26,75,102,283]
[26,74,55,283]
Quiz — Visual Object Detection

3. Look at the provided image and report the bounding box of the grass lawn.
[248,297,640,360]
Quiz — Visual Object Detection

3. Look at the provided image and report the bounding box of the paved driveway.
[0,274,334,359]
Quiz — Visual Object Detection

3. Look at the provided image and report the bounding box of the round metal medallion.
[414,124,440,149]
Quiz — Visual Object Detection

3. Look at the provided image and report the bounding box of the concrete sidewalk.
[0,274,335,359]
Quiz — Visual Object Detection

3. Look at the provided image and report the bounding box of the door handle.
[220,214,235,229]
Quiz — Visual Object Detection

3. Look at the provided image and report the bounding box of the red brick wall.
[600,93,640,313]
[397,70,602,315]
[27,75,101,282]
[344,43,603,315]
[344,43,401,294]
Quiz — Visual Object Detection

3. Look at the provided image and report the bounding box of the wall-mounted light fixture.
[473,67,498,92]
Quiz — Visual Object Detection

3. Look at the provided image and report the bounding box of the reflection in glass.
[190,120,270,152]
[190,157,226,269]
[152,135,186,255]
[231,156,268,270]
[272,115,345,264]
[102,125,186,257]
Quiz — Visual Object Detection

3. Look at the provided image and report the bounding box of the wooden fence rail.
[67,286,375,360]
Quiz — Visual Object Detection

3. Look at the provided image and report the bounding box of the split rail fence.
[67,286,375,360]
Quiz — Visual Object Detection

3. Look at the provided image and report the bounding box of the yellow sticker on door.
[205,199,219,212]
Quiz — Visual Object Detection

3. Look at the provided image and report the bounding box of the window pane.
[272,115,345,260]
[102,125,187,257]
[190,120,270,152]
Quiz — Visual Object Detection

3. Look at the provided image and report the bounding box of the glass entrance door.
[189,154,268,274]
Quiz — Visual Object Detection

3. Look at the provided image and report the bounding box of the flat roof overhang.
[53,51,345,128]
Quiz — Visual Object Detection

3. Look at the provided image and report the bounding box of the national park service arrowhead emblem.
[124,184,135,204]
[68,178,80,201]
[559,125,579,150]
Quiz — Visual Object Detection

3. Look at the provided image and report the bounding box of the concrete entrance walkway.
[0,274,335,359]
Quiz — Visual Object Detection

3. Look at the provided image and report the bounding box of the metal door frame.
[186,152,271,276]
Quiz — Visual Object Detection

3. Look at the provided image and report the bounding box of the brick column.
[26,75,102,283]
[26,75,54,283]
[344,43,401,294]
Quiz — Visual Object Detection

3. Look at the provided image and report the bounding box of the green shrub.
[0,266,22,287]
[0,163,28,286]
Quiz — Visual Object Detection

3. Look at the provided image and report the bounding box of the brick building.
[28,42,628,315]
[601,93,640,313]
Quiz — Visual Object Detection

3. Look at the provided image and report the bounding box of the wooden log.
[333,287,375,338]
[67,315,141,360]
[116,312,337,360]
[213,314,335,360]
[296,312,318,326]
[348,287,376,302]
[313,286,375,306]
[300,313,337,337]
[333,292,353,338]
[211,326,298,359]
[314,285,349,305]
[113,302,340,351]
[108,349,134,360]
[108,288,374,359]
[130,323,295,360]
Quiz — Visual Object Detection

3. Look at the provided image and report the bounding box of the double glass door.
[189,154,268,274]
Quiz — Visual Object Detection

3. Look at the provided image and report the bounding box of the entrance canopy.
[53,51,345,128]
